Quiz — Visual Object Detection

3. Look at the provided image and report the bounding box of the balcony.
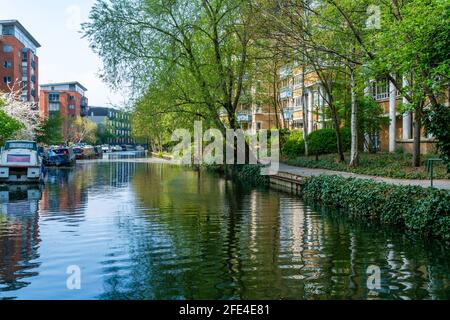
[279,66,293,79]
[283,108,294,120]
[280,87,293,99]
[237,112,252,123]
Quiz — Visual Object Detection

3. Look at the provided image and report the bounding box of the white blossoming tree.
[0,81,40,141]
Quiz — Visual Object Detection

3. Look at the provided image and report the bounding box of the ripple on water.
[0,161,449,300]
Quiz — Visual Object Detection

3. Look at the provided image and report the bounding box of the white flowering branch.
[1,80,40,140]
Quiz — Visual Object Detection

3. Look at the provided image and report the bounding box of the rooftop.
[40,82,88,92]
[0,20,41,48]
[89,106,126,116]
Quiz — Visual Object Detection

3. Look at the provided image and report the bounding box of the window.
[3,76,12,84]
[49,103,60,112]
[256,122,262,131]
[22,49,28,61]
[255,102,262,113]
[49,93,60,102]
[293,75,303,87]
[69,95,75,101]
[3,45,13,53]
[372,79,389,101]
[2,26,14,36]
[69,104,75,110]
[3,61,12,68]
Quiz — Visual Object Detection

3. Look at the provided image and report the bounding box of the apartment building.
[236,80,279,134]
[235,63,330,135]
[367,77,446,154]
[88,106,133,145]
[278,64,328,133]
[0,20,40,103]
[39,82,89,140]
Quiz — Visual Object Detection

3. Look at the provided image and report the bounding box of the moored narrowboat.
[0,141,44,184]
[44,147,76,167]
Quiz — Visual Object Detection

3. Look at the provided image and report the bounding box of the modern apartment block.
[39,82,89,140]
[0,20,40,103]
[238,60,450,155]
[278,64,329,133]
[235,80,279,134]
[237,64,329,135]
[88,106,133,145]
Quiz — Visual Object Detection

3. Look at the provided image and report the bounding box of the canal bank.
[269,166,450,241]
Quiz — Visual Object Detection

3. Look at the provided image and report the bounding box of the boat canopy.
[4,141,37,151]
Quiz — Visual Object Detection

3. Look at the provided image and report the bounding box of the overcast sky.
[0,0,126,107]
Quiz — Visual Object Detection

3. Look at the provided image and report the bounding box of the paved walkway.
[278,163,450,190]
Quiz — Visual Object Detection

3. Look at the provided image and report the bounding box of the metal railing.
[426,158,443,188]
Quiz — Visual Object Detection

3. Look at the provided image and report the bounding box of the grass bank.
[285,152,449,180]
[299,175,450,241]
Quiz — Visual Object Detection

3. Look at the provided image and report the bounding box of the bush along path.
[298,175,450,241]
[278,163,450,190]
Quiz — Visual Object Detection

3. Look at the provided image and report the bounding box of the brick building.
[39,82,89,141]
[0,20,40,103]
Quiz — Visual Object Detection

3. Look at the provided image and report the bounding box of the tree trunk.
[329,96,345,163]
[301,66,309,156]
[333,114,345,163]
[412,102,422,167]
[349,68,358,167]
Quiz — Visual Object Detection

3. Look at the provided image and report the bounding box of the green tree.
[0,97,23,145]
[96,120,117,145]
[329,0,450,166]
[37,114,63,145]
[67,117,98,145]
[83,0,260,133]
[424,104,450,171]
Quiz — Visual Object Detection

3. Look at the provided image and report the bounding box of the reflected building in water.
[39,168,88,215]
[0,185,42,296]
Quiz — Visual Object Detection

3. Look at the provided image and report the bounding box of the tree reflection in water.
[0,160,448,300]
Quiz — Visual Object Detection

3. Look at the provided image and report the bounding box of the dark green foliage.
[96,122,116,145]
[37,114,63,145]
[0,109,22,146]
[308,128,351,155]
[278,128,291,149]
[233,164,269,186]
[300,175,450,240]
[424,104,450,170]
[282,130,304,159]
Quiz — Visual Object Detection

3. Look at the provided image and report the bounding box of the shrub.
[282,130,305,159]
[300,175,450,240]
[424,104,450,171]
[308,128,351,155]
[233,164,269,186]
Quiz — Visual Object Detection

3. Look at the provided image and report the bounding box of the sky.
[0,0,125,107]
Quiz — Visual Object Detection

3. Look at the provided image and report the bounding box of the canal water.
[0,157,449,300]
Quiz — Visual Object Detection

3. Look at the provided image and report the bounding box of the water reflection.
[0,185,41,296]
[0,160,448,300]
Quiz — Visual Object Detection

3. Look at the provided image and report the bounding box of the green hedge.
[282,130,304,159]
[308,128,351,155]
[233,164,269,186]
[300,175,450,240]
